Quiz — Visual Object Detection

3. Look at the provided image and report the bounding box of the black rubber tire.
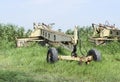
[46,47,58,63]
[71,52,77,57]
[87,49,101,61]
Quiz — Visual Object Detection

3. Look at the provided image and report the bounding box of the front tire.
[46,47,58,63]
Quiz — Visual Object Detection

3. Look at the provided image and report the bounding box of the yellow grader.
[90,22,120,45]
[17,23,101,64]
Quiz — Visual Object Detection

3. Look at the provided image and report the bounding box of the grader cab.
[90,22,120,45]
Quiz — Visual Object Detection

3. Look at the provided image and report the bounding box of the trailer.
[90,22,120,45]
[17,22,101,64]
[17,23,78,51]
[46,47,101,64]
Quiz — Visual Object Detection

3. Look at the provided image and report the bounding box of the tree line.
[0,23,32,49]
[65,26,93,40]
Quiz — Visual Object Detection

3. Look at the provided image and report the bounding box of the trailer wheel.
[46,47,58,63]
[87,49,101,61]
[71,52,77,57]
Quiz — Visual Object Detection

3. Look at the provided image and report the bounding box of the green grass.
[0,43,120,82]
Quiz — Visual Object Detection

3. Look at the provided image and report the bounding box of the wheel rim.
[48,53,52,62]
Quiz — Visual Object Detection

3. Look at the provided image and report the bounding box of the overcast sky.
[0,0,120,31]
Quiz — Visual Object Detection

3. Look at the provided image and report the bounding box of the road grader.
[17,23,101,64]
[90,22,120,45]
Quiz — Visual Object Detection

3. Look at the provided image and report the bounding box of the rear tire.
[46,47,58,63]
[87,49,101,61]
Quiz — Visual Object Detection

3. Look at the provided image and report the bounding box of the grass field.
[0,42,120,82]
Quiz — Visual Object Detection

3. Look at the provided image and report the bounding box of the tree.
[65,29,73,35]
[0,23,29,48]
